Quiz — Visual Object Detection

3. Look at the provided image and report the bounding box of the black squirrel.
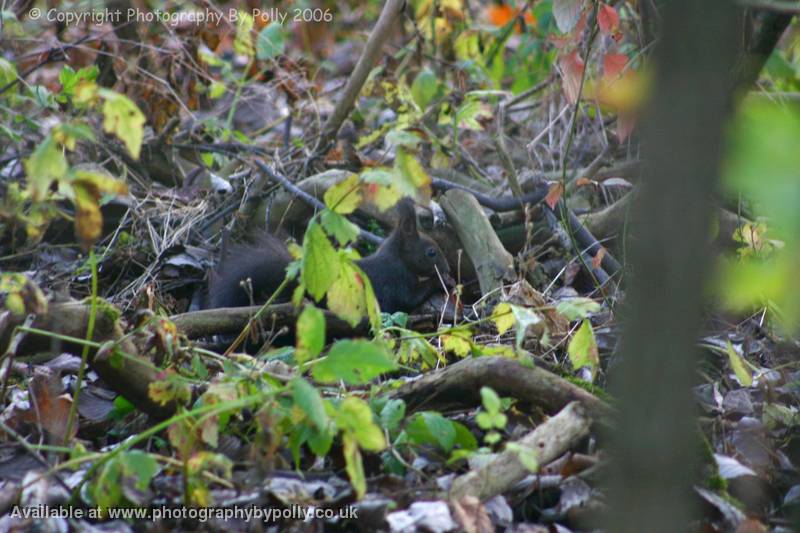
[207,199,451,313]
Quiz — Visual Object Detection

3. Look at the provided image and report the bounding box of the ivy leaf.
[99,89,145,159]
[312,339,396,384]
[256,21,285,60]
[296,305,326,364]
[302,222,341,301]
[567,319,599,375]
[292,378,329,430]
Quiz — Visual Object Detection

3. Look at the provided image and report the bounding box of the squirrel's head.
[392,198,451,282]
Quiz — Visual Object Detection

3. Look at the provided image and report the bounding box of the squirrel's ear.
[395,198,418,237]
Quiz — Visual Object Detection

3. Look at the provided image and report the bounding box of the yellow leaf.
[24,136,67,201]
[234,11,255,58]
[99,89,145,160]
[73,183,102,246]
[442,330,472,357]
[327,261,367,327]
[73,80,99,107]
[492,302,515,335]
[726,341,753,387]
[567,319,599,375]
[324,173,362,214]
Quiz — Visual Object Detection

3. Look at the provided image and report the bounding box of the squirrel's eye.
[426,247,437,258]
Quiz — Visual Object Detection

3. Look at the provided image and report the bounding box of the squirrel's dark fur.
[207,199,450,313]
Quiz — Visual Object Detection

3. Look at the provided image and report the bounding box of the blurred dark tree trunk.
[606,2,740,532]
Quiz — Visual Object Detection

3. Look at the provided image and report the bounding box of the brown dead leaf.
[545,182,565,210]
[451,495,493,533]
[592,247,607,270]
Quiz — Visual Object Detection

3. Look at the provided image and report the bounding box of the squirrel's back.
[207,233,293,308]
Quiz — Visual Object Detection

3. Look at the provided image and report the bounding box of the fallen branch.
[439,189,516,298]
[171,304,442,339]
[449,401,592,501]
[1,302,174,419]
[390,356,612,421]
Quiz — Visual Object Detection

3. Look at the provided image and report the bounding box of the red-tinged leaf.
[598,3,619,35]
[617,113,636,142]
[592,247,607,269]
[603,53,628,81]
[560,50,585,104]
[545,183,564,209]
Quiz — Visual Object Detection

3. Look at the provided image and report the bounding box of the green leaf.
[411,68,439,109]
[98,89,145,159]
[380,399,406,432]
[302,222,341,301]
[296,305,326,364]
[452,421,478,450]
[59,65,98,97]
[480,387,502,414]
[320,210,360,245]
[307,427,334,456]
[406,412,456,453]
[567,319,599,375]
[725,341,753,387]
[312,339,396,384]
[337,396,387,451]
[256,21,286,60]
[556,297,601,320]
[0,57,18,88]
[455,99,492,131]
[292,377,329,430]
[386,130,424,150]
[24,135,67,201]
